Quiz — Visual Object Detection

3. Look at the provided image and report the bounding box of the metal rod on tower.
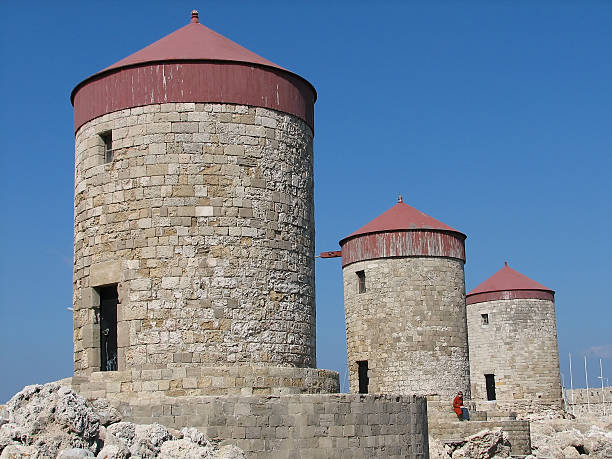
[561,373,568,412]
[569,353,575,415]
[599,358,606,416]
[585,355,590,413]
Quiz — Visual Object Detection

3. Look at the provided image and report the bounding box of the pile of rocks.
[429,428,512,459]
[0,383,245,459]
[429,415,612,458]
[527,414,612,458]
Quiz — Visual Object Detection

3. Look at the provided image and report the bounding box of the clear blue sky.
[1,1,610,402]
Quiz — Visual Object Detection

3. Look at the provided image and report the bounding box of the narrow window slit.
[100,131,113,163]
[357,270,366,294]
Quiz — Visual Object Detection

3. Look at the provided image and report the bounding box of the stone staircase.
[426,398,531,456]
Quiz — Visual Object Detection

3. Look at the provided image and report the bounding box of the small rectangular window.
[357,360,369,394]
[481,313,489,325]
[356,270,366,294]
[485,374,496,400]
[100,131,113,163]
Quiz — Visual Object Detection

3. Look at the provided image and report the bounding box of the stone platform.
[72,366,339,400]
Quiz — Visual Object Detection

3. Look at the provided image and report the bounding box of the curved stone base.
[71,390,429,459]
[71,366,339,400]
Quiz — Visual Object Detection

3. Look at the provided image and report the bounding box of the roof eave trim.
[339,227,467,247]
[466,287,556,297]
[70,59,317,106]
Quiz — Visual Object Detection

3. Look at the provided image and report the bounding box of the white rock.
[159,439,214,458]
[90,400,122,427]
[450,428,511,459]
[561,445,581,458]
[0,444,40,458]
[106,422,136,446]
[57,448,95,458]
[96,443,130,459]
[129,423,174,458]
[179,428,211,447]
[1,384,99,457]
[214,445,246,459]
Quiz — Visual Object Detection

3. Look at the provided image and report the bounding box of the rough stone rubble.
[0,383,245,459]
[428,428,512,459]
[527,414,612,458]
[428,415,612,459]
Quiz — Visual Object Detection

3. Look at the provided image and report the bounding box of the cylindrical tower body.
[70,13,338,395]
[340,198,470,397]
[466,263,563,413]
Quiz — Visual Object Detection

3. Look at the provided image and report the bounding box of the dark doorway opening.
[357,360,369,394]
[99,285,118,371]
[485,374,496,400]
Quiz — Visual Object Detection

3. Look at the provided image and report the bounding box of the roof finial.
[191,10,199,23]
[504,261,508,267]
[398,194,403,203]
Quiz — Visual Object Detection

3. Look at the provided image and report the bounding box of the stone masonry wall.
[92,392,429,459]
[72,367,339,400]
[466,298,563,414]
[73,103,316,375]
[565,387,612,416]
[343,257,470,398]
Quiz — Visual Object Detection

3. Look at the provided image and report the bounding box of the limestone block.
[89,260,121,287]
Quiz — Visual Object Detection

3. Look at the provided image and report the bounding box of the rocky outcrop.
[528,415,612,458]
[429,428,512,458]
[0,383,245,459]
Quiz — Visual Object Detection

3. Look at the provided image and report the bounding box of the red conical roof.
[103,11,285,73]
[468,262,553,296]
[71,10,316,133]
[343,196,465,241]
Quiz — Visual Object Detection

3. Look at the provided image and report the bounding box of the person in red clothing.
[453,391,469,420]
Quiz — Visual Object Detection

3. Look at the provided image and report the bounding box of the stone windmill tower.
[466,262,563,413]
[70,11,337,394]
[337,197,470,398]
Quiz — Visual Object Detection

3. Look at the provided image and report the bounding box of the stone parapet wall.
[467,298,562,413]
[71,388,429,459]
[73,102,316,374]
[343,257,470,398]
[471,398,564,418]
[565,387,612,416]
[71,367,339,400]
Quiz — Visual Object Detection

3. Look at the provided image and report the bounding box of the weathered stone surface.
[159,439,213,458]
[214,445,245,459]
[130,424,174,458]
[0,383,246,459]
[96,443,130,459]
[73,103,317,378]
[57,447,95,458]
[429,428,512,459]
[91,400,122,427]
[0,384,99,457]
[343,257,470,397]
[72,366,339,400]
[0,444,40,458]
[467,298,563,416]
[529,415,612,458]
[450,429,511,458]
